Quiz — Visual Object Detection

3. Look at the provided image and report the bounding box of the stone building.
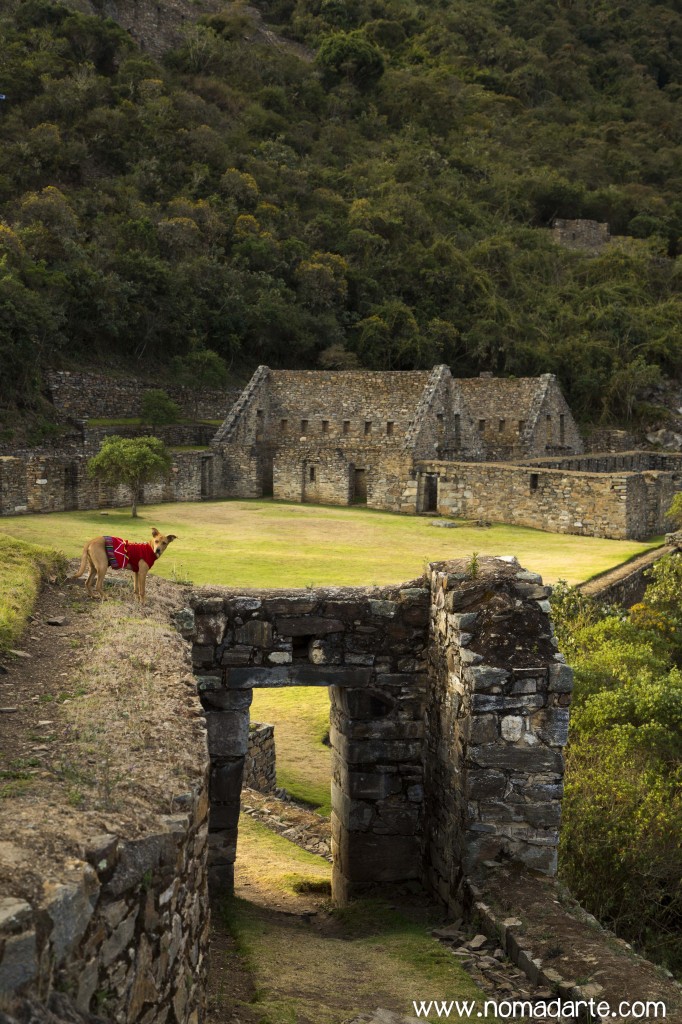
[210,365,583,512]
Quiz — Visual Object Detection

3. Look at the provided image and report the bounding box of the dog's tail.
[70,544,90,579]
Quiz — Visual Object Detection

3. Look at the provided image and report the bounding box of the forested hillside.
[1,0,682,421]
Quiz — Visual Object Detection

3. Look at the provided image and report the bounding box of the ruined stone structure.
[45,370,238,424]
[181,557,570,908]
[210,365,582,511]
[551,218,612,254]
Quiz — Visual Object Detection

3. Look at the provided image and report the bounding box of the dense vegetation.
[1,0,682,420]
[554,560,682,975]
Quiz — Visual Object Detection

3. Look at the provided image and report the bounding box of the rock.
[0,930,38,991]
[430,520,458,528]
[43,880,96,963]
[46,616,67,626]
[0,897,32,933]
[468,934,488,950]
[9,650,31,658]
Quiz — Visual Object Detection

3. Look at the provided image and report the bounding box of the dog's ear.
[166,534,177,543]
[151,527,160,537]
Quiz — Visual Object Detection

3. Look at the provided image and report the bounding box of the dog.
[71,527,177,605]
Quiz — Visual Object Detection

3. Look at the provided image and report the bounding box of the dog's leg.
[138,564,148,607]
[85,552,97,597]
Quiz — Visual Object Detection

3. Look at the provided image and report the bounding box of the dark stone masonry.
[181,557,571,910]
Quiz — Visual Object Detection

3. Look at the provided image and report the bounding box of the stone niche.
[180,557,572,909]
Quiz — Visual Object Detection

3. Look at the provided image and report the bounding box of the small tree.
[172,347,229,422]
[88,436,172,518]
[141,388,181,427]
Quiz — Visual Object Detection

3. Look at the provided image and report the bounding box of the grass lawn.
[251,687,332,814]
[215,815,486,1024]
[0,499,662,589]
[0,535,66,654]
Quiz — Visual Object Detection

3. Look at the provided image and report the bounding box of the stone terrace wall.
[82,423,215,456]
[551,218,611,254]
[0,450,211,516]
[244,724,276,793]
[0,790,210,1024]
[415,459,651,539]
[45,370,239,423]
[424,558,571,912]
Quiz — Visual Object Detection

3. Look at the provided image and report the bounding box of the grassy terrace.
[0,499,661,590]
[0,535,66,654]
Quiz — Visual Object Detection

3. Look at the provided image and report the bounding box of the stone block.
[106,833,178,897]
[466,770,507,800]
[192,645,215,667]
[201,688,253,711]
[333,825,421,882]
[0,898,32,934]
[467,745,564,773]
[210,760,245,803]
[548,663,573,693]
[220,647,253,666]
[209,802,241,830]
[368,599,398,618]
[101,909,137,966]
[235,619,273,646]
[0,930,38,992]
[43,879,95,963]
[467,715,498,744]
[276,616,344,636]
[531,708,570,747]
[330,726,422,766]
[204,710,250,758]
[500,715,524,742]
[347,771,403,800]
[267,651,292,664]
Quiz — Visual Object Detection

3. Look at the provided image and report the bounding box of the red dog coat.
[104,537,158,573]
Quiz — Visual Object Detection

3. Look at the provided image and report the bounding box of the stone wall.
[272,443,415,510]
[414,459,658,539]
[45,370,238,424]
[0,790,210,1024]
[551,218,611,254]
[0,450,212,517]
[524,450,682,473]
[243,724,276,793]
[183,560,570,906]
[424,558,570,911]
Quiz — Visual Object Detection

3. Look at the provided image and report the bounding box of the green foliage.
[555,557,682,974]
[2,0,682,419]
[87,435,172,516]
[140,389,181,427]
[666,493,682,531]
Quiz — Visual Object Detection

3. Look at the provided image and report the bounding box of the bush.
[141,388,181,427]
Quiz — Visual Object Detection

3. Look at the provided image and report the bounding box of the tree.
[171,347,229,421]
[141,388,181,427]
[88,435,172,517]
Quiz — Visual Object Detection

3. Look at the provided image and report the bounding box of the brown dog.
[71,527,177,605]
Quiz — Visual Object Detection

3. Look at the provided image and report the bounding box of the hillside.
[1,0,682,424]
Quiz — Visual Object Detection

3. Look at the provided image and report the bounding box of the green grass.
[251,687,331,813]
[219,816,486,1024]
[86,417,220,427]
[0,535,67,654]
[0,499,662,589]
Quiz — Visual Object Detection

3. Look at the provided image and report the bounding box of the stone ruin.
[180,557,571,910]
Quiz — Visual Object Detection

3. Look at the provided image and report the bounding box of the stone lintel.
[226,664,373,688]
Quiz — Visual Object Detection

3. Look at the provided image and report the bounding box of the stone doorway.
[200,455,214,499]
[351,467,367,504]
[422,473,438,513]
